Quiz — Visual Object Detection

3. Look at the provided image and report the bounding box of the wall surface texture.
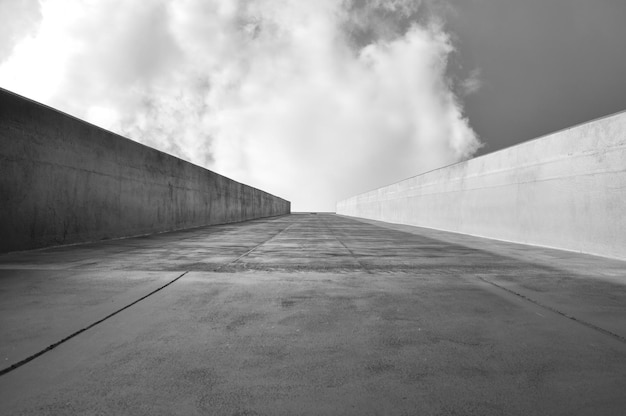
[337,111,626,260]
[0,88,290,253]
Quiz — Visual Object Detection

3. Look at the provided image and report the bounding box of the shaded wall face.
[337,111,626,260]
[0,89,290,253]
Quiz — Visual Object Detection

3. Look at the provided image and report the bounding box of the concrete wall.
[0,88,290,253]
[337,111,626,260]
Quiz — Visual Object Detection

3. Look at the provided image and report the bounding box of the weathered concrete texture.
[0,88,290,253]
[1,214,626,415]
[337,111,626,260]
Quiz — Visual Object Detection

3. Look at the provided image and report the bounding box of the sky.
[1,0,625,212]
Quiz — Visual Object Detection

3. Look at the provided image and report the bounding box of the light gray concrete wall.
[337,111,626,260]
[0,88,290,253]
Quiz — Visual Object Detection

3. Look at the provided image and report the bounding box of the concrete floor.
[1,213,625,415]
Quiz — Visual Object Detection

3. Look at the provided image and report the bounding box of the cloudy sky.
[1,0,625,211]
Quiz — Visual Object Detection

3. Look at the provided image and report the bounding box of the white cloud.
[460,67,483,96]
[0,0,481,211]
[0,0,42,61]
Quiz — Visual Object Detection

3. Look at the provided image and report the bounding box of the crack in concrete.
[0,218,296,376]
[0,219,294,376]
[477,276,626,344]
[0,270,190,377]
[213,222,296,271]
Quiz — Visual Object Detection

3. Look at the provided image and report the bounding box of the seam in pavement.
[0,270,189,377]
[214,223,296,270]
[0,218,291,376]
[319,216,373,274]
[477,276,626,344]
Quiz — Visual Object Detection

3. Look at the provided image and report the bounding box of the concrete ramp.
[1,214,626,414]
[337,111,626,260]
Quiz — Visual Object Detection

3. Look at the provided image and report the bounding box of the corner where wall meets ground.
[337,110,626,261]
[0,87,290,253]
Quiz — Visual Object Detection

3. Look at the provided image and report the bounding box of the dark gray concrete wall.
[0,88,290,253]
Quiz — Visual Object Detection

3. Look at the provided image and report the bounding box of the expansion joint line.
[319,216,372,274]
[214,223,295,271]
[477,276,626,344]
[0,270,190,377]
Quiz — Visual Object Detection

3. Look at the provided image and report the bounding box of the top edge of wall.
[0,86,289,204]
[341,107,626,200]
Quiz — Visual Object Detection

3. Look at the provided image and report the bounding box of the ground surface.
[1,213,625,415]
